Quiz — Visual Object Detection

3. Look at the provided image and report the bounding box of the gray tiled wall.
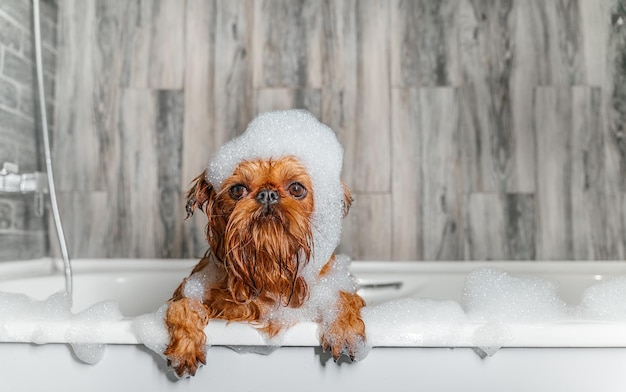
[0,0,57,261]
[50,0,626,261]
[2,0,626,262]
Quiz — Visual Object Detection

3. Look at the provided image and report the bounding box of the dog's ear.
[341,181,353,218]
[186,171,215,219]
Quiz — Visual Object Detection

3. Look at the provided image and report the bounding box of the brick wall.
[0,0,57,261]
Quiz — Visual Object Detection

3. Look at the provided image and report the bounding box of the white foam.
[356,268,572,356]
[0,291,71,343]
[68,300,123,364]
[183,261,220,301]
[579,276,626,321]
[362,298,468,346]
[132,304,170,359]
[471,323,513,357]
[70,343,105,364]
[0,290,71,321]
[460,268,571,354]
[463,268,569,322]
[0,291,123,365]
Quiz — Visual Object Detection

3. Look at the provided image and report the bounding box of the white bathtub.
[2,259,626,391]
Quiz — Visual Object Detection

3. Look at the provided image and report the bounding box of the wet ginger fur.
[164,156,365,377]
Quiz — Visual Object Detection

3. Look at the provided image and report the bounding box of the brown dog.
[163,111,366,377]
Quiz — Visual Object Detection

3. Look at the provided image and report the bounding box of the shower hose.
[33,0,73,296]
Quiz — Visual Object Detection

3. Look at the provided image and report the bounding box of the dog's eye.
[287,182,307,199]
[228,184,248,200]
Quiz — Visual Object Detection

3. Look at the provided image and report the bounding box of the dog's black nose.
[256,189,279,206]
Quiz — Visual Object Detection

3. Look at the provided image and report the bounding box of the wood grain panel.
[212,0,254,147]
[119,0,153,88]
[118,0,185,89]
[514,0,585,86]
[180,0,215,259]
[253,0,322,88]
[338,193,392,260]
[320,0,358,189]
[353,0,390,193]
[390,88,422,260]
[58,89,186,258]
[390,0,460,87]
[155,91,185,257]
[458,0,514,192]
[148,0,185,89]
[181,0,215,190]
[54,0,123,192]
[570,87,624,259]
[255,88,321,117]
[541,0,586,86]
[117,89,159,256]
[604,7,626,192]
[459,0,536,193]
[579,0,611,86]
[183,0,254,182]
[56,191,114,257]
[467,193,535,260]
[534,87,573,260]
[419,88,463,260]
[333,1,393,261]
[319,0,359,255]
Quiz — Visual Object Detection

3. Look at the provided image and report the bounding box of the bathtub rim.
[5,317,626,349]
[3,258,626,349]
[7,256,626,278]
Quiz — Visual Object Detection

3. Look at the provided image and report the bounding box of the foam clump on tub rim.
[461,268,570,356]
[362,298,468,347]
[0,290,71,321]
[133,303,170,360]
[0,290,72,343]
[0,290,123,364]
[69,300,124,364]
[462,268,569,322]
[579,275,626,320]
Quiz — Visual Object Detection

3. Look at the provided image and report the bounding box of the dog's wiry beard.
[221,202,313,308]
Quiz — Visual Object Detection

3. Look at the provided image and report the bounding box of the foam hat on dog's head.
[205,110,346,275]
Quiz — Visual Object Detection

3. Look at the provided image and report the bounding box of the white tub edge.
[5,258,626,349]
[5,317,626,349]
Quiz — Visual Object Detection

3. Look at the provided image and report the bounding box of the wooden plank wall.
[53,0,626,261]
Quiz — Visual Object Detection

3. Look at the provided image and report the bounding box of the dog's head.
[187,155,352,307]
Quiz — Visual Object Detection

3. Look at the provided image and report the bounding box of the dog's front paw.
[320,292,367,361]
[164,298,209,377]
[165,347,206,378]
[320,321,367,361]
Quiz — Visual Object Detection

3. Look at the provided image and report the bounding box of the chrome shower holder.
[0,162,49,217]
[0,162,49,194]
